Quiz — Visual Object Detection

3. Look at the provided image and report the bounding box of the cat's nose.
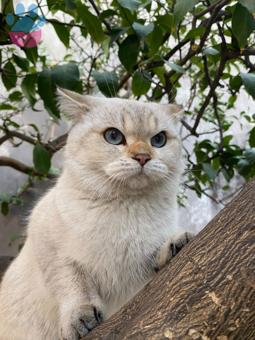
[132,153,151,166]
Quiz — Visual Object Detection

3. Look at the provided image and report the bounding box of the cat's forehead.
[88,98,176,135]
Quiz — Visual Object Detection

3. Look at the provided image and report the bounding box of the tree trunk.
[84,180,255,340]
[0,181,254,339]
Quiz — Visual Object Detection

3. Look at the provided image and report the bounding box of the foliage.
[0,0,255,213]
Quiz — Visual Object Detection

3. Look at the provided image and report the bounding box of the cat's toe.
[73,306,103,336]
[60,305,103,340]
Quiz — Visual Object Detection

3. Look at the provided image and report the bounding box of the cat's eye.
[104,128,126,145]
[151,131,167,148]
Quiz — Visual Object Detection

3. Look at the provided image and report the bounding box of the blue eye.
[151,131,167,148]
[104,128,125,145]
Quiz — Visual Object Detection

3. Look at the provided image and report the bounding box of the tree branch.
[0,130,37,146]
[0,156,55,179]
[83,179,255,339]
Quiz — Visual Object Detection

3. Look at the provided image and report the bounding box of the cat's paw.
[155,232,194,271]
[59,304,103,340]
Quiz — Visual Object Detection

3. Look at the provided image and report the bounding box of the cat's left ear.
[56,87,91,122]
[166,104,184,122]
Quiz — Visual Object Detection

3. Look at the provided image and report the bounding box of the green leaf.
[9,91,23,102]
[174,0,198,24]
[244,148,255,164]
[2,61,17,90]
[1,201,9,216]
[33,144,51,174]
[0,104,16,110]
[249,127,255,147]
[38,63,81,118]
[117,0,141,11]
[132,22,154,38]
[185,26,205,40]
[230,75,242,91]
[38,69,59,119]
[157,13,173,31]
[109,27,128,45]
[203,47,219,56]
[21,74,37,107]
[64,0,76,10]
[240,73,255,99]
[77,5,105,43]
[51,63,82,92]
[202,163,217,180]
[118,35,140,71]
[132,71,151,95]
[146,25,165,55]
[239,0,255,13]
[51,21,70,47]
[13,54,29,71]
[24,47,38,65]
[165,61,185,74]
[232,3,254,48]
[92,71,119,97]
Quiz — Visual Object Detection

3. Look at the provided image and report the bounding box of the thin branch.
[0,130,37,146]
[202,55,224,145]
[191,50,226,135]
[0,129,67,155]
[87,0,113,34]
[195,0,228,18]
[0,156,55,179]
[46,133,68,155]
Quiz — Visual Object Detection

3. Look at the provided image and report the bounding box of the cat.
[0,89,193,340]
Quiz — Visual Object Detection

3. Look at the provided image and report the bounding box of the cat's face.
[58,89,183,197]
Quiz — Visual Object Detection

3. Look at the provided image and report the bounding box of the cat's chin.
[125,174,150,190]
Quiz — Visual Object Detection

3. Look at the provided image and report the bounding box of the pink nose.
[132,153,151,166]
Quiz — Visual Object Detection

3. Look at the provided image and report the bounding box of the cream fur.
[0,91,188,340]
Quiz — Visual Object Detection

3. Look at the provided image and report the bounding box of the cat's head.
[57,88,183,198]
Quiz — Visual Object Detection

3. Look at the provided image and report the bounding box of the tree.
[0,180,254,338]
[84,179,255,339]
[0,0,255,214]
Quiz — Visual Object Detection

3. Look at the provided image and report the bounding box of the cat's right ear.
[56,87,90,122]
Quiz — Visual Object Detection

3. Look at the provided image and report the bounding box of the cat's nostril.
[132,153,151,166]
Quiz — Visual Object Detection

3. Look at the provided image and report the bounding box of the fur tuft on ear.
[163,103,184,122]
[56,87,90,122]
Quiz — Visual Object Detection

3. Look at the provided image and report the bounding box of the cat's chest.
[71,198,171,266]
[63,196,175,305]
[72,196,173,258]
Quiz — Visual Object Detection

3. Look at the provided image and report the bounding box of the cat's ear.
[166,103,184,122]
[56,87,90,122]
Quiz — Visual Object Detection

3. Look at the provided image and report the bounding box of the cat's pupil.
[155,135,161,143]
[111,131,117,140]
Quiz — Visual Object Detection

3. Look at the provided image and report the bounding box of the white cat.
[0,89,192,340]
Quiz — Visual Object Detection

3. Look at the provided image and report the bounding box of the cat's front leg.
[38,256,104,340]
[155,231,194,272]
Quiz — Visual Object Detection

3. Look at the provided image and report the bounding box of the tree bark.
[0,181,254,339]
[84,180,255,340]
